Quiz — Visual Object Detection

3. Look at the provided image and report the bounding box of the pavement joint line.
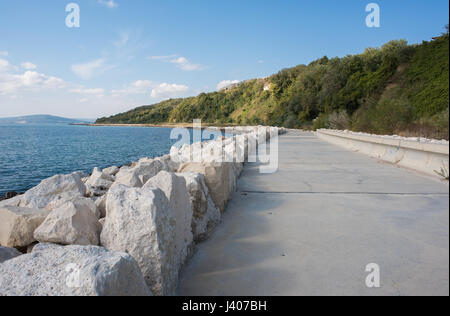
[239,190,449,196]
[181,131,449,296]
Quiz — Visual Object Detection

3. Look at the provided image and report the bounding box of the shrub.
[327,110,351,130]
[372,98,413,134]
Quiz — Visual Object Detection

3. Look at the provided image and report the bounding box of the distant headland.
[0,115,94,125]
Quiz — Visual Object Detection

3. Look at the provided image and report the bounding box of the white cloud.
[21,62,37,70]
[132,80,153,89]
[0,71,64,95]
[147,55,177,60]
[70,87,105,95]
[257,60,264,64]
[0,58,10,72]
[112,80,189,99]
[71,59,106,79]
[98,0,118,9]
[170,57,202,71]
[0,57,62,95]
[150,83,189,99]
[72,31,134,80]
[217,80,240,90]
[112,80,188,99]
[148,55,203,71]
[0,51,8,57]
[111,80,153,96]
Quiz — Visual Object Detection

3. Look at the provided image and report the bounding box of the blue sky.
[0,0,448,119]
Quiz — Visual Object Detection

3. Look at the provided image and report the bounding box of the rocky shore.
[0,126,286,296]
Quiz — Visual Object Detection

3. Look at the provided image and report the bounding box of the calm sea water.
[0,124,221,197]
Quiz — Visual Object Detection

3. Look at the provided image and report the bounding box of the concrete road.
[179,131,449,296]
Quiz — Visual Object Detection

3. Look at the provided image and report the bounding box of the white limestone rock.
[0,206,51,248]
[114,166,143,188]
[228,164,238,195]
[170,144,193,165]
[94,194,107,218]
[155,154,180,173]
[0,246,22,263]
[179,172,221,242]
[85,168,114,197]
[98,218,105,231]
[88,167,114,184]
[199,140,223,163]
[178,162,236,212]
[100,184,177,296]
[102,165,119,177]
[134,159,168,185]
[113,159,168,188]
[19,173,86,210]
[144,171,194,271]
[0,244,152,296]
[34,198,101,246]
[0,195,21,208]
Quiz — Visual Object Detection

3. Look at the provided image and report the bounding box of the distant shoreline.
[71,123,194,128]
[70,123,241,129]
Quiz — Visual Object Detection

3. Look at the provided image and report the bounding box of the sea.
[0,123,222,197]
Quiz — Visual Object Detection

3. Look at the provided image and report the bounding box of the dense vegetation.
[98,29,449,139]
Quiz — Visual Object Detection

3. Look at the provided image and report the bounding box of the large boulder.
[94,194,107,218]
[0,206,50,248]
[114,158,168,188]
[179,172,221,242]
[98,218,105,231]
[170,144,193,165]
[85,168,114,197]
[178,162,236,213]
[145,171,194,270]
[102,166,119,177]
[223,137,245,177]
[100,184,177,296]
[155,154,180,173]
[34,198,101,246]
[114,166,143,188]
[18,173,86,210]
[0,246,22,263]
[0,244,151,296]
[228,164,238,193]
[87,167,114,185]
[134,159,168,185]
[0,194,21,208]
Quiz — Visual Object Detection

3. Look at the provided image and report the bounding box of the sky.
[0,0,448,119]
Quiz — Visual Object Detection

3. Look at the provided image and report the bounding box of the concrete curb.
[316,129,449,179]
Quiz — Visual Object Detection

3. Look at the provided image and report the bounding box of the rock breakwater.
[0,126,286,296]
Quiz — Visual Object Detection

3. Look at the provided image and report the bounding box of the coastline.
[0,126,286,296]
[0,123,252,198]
[70,123,242,129]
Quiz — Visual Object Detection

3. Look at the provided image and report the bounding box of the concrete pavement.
[179,131,449,296]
